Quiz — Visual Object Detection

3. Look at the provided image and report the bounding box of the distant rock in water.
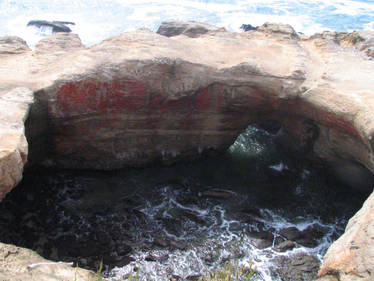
[27,20,75,33]
[240,24,258,32]
[157,21,223,38]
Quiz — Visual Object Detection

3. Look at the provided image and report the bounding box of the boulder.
[157,21,224,37]
[27,20,75,33]
[0,36,30,55]
[257,22,299,38]
[35,33,84,54]
[274,240,295,252]
[240,24,258,32]
[271,253,320,281]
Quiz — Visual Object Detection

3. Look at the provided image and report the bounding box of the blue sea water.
[0,0,374,47]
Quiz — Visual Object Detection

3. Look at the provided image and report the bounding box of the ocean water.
[0,0,374,47]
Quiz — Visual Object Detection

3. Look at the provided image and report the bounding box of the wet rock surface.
[27,20,75,33]
[271,253,321,281]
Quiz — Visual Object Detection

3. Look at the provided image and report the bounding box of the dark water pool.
[0,126,368,281]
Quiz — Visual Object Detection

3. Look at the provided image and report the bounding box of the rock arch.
[1,23,374,280]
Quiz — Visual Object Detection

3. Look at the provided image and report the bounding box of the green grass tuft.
[199,261,257,281]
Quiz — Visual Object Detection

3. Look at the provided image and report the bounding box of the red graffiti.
[56,78,148,116]
[195,86,215,110]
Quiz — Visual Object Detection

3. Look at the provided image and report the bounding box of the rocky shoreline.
[1,21,374,280]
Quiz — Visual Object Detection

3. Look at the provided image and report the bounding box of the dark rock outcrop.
[240,24,258,32]
[27,20,75,33]
[271,253,320,281]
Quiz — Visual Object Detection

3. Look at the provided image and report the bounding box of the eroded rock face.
[0,36,30,54]
[24,24,306,170]
[0,242,95,281]
[1,22,374,179]
[258,22,299,38]
[0,88,33,200]
[317,192,374,281]
[35,32,84,54]
[340,30,374,59]
[156,21,224,37]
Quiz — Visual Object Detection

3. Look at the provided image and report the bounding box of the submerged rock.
[186,274,203,281]
[249,230,274,249]
[145,253,169,262]
[200,189,238,199]
[274,240,295,252]
[279,226,324,248]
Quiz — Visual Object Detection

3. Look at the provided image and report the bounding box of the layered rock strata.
[0,22,374,280]
[0,88,33,200]
[317,192,374,281]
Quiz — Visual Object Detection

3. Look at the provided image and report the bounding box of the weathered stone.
[0,36,30,55]
[271,253,320,281]
[258,22,299,38]
[249,230,274,249]
[0,242,95,281]
[35,33,84,54]
[318,192,374,281]
[145,253,169,262]
[0,88,33,200]
[340,30,374,58]
[157,21,223,38]
[274,240,295,252]
[280,227,301,241]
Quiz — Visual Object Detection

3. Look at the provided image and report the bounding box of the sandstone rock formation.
[34,32,84,54]
[317,192,374,281]
[0,36,30,54]
[156,21,223,37]
[0,88,33,200]
[0,22,374,280]
[0,242,95,281]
